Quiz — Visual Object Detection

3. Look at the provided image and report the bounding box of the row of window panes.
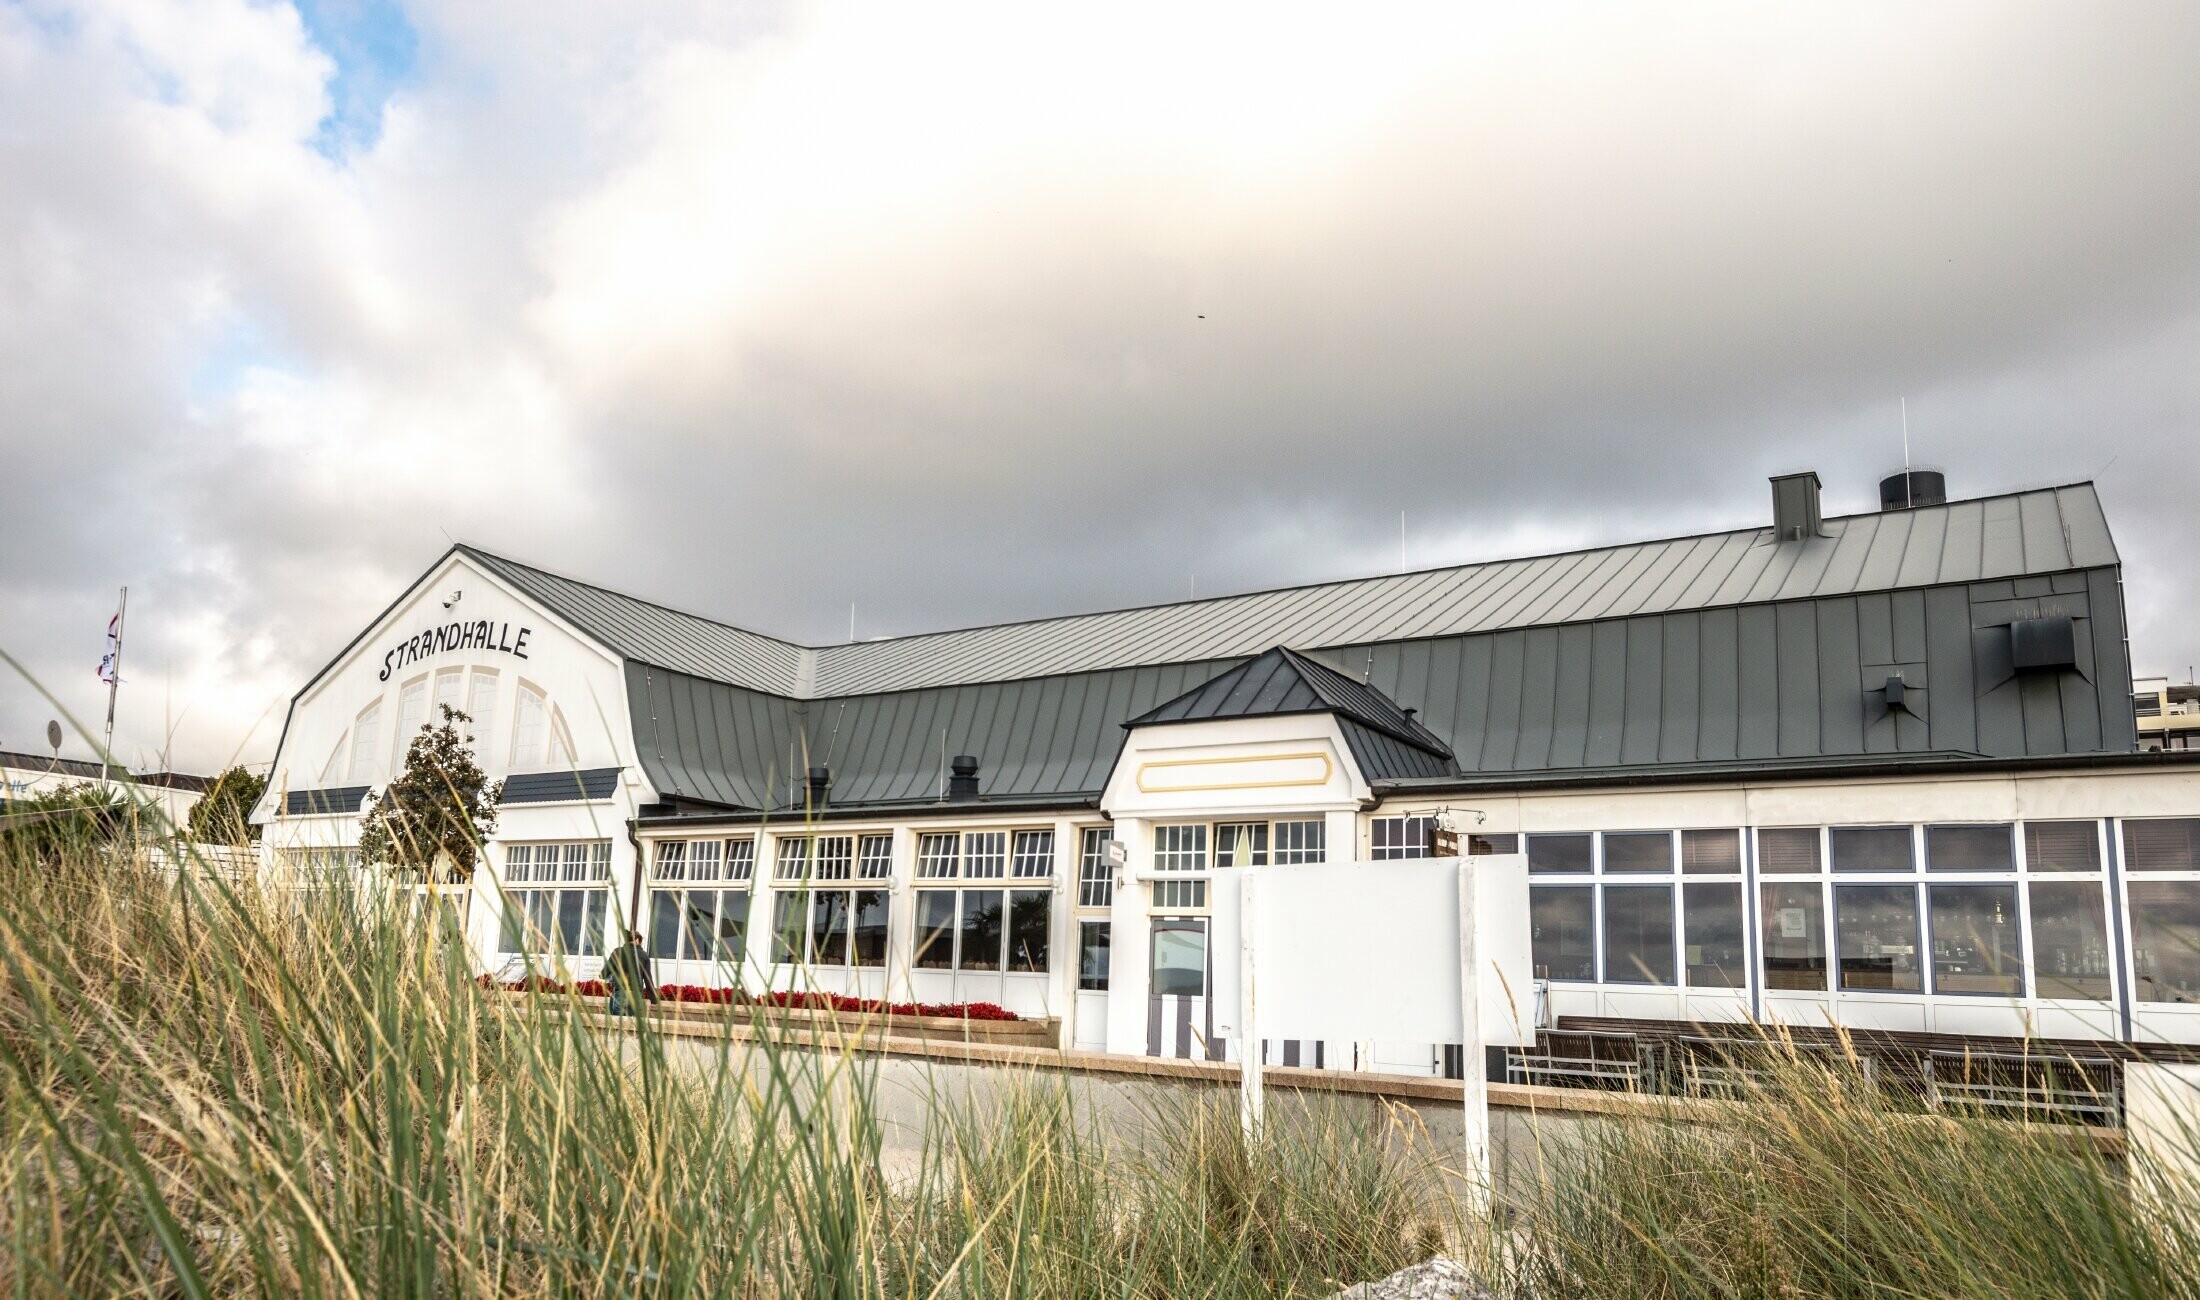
[1370,815,1520,859]
[652,838,756,883]
[1149,819,1327,911]
[775,834,894,881]
[1077,827,1114,909]
[914,829,1054,879]
[505,840,612,884]
[1531,874,2198,1004]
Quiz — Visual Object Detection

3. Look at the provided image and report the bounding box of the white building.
[1,750,212,829]
[255,471,2200,1073]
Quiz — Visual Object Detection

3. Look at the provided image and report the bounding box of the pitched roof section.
[1128,646,1453,760]
[460,547,807,695]
[466,483,2118,700]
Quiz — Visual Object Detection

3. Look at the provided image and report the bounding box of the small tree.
[186,765,268,844]
[0,782,127,869]
[358,705,501,877]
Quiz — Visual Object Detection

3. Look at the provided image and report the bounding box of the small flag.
[98,612,120,686]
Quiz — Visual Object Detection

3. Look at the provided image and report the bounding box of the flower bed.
[478,975,1019,1023]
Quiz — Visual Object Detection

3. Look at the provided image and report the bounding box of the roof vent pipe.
[805,765,831,808]
[1770,471,1824,542]
[947,755,980,801]
[1879,468,1947,511]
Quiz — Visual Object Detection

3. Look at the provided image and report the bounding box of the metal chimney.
[1770,471,1824,541]
[947,755,980,801]
[804,765,831,808]
[1879,468,1947,511]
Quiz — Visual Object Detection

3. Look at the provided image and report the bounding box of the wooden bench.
[1923,1049,2120,1125]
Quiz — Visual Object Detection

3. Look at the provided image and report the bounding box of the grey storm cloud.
[3,0,2199,774]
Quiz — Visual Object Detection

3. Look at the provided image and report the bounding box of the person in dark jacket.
[605,929,655,1019]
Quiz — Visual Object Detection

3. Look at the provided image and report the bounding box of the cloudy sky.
[4,1,2199,775]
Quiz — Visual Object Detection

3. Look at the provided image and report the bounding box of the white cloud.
[5,0,2200,773]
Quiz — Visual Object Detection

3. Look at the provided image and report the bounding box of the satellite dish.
[45,720,61,754]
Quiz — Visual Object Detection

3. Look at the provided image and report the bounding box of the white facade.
[256,547,2200,1070]
[256,551,656,980]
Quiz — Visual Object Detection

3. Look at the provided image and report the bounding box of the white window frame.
[500,840,615,958]
[646,837,756,965]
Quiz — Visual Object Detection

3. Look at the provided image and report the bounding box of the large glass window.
[1530,886,1595,981]
[466,670,498,748]
[1151,920,1206,996]
[1835,884,1922,992]
[773,834,892,966]
[1927,824,2013,872]
[646,838,755,963]
[910,887,1049,973]
[2130,881,2200,1004]
[1683,882,1747,988]
[914,891,957,970]
[1077,920,1111,991]
[2028,880,2112,1000]
[649,889,747,964]
[500,841,614,957]
[1602,885,1674,984]
[1928,884,2022,996]
[1760,881,1826,990]
[1831,826,1914,873]
[1215,822,1268,868]
[1528,833,1593,874]
[851,889,890,965]
[1603,832,1671,874]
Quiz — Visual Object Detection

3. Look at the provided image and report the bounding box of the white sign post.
[1216,855,1530,1209]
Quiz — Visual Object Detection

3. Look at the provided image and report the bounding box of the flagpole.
[102,587,126,783]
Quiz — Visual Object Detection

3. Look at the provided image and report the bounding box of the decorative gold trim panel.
[1135,750,1334,794]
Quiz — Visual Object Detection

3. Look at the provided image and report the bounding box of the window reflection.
[1601,885,1674,984]
[1683,882,1746,988]
[2028,880,2111,999]
[2130,881,2200,1004]
[1928,884,2021,996]
[1836,885,1921,992]
[1530,886,1595,981]
[1152,921,1206,996]
[1760,882,1825,990]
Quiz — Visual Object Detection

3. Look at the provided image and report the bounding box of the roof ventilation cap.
[947,755,980,801]
[804,764,831,808]
[1880,468,1947,511]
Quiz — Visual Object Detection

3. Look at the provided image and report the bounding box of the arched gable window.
[392,676,429,771]
[348,700,382,783]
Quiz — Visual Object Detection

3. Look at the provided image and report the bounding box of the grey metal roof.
[283,786,369,816]
[0,751,108,781]
[1309,566,2135,773]
[500,768,622,804]
[462,484,2118,701]
[628,658,1241,810]
[1128,646,1453,759]
[462,546,807,695]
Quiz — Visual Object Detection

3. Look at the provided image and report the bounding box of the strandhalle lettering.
[379,621,532,681]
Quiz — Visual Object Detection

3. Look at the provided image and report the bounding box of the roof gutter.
[633,793,1101,832]
[1371,749,2200,797]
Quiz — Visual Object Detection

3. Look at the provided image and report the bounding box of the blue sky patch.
[293,0,416,160]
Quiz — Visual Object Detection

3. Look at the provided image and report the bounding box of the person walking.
[605,928,656,1020]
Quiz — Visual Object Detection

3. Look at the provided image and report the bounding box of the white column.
[885,825,920,1003]
[1051,816,1079,1049]
[745,828,780,994]
[1324,807,1360,863]
[1104,816,1152,1055]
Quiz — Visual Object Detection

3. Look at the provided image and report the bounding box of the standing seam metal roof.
[463,484,2115,700]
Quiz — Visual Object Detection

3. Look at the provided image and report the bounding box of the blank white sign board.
[1208,855,1533,1048]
